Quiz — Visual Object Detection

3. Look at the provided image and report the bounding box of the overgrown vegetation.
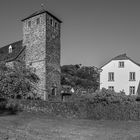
[0,61,40,113]
[61,64,99,91]
[0,61,39,99]
[15,88,140,120]
[1,62,140,120]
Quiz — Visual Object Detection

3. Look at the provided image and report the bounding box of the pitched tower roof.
[21,9,62,23]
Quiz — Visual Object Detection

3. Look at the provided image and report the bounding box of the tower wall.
[45,14,61,95]
[22,13,47,99]
[22,11,61,99]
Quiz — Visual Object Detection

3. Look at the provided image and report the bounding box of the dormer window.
[9,45,12,53]
[119,61,124,68]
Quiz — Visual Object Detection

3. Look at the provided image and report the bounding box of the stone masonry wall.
[22,13,47,99]
[22,12,61,100]
[45,14,61,96]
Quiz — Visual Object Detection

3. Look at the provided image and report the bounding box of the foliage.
[17,96,140,120]
[6,99,22,113]
[16,88,140,120]
[86,88,136,104]
[0,98,7,110]
[61,64,99,91]
[0,61,40,99]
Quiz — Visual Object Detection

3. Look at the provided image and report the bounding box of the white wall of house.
[100,59,140,95]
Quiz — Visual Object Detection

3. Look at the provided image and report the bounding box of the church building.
[0,8,62,100]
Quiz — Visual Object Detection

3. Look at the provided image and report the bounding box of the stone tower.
[22,9,62,100]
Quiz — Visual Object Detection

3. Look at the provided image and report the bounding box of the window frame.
[108,72,114,81]
[108,86,114,91]
[119,61,124,68]
[129,86,135,95]
[54,22,58,29]
[129,72,136,81]
[50,18,53,26]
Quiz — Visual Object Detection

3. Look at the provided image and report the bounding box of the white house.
[100,54,140,95]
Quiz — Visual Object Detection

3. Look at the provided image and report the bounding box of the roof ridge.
[112,53,129,60]
[7,46,26,62]
[0,40,23,62]
[0,40,22,49]
[100,53,140,68]
[21,9,62,23]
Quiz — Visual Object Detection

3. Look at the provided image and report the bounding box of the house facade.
[100,54,140,95]
[0,8,62,100]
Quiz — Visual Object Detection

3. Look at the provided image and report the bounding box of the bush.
[84,88,139,120]
[93,88,135,104]
[0,62,40,99]
[9,88,140,120]
[6,99,22,113]
[136,96,140,101]
[0,98,7,110]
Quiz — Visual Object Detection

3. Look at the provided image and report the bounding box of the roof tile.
[0,40,25,62]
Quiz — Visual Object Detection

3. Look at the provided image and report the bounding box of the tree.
[61,64,99,91]
[0,61,40,99]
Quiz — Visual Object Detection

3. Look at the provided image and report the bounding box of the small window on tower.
[28,21,31,27]
[55,22,57,29]
[36,18,40,25]
[9,45,12,53]
[50,18,53,26]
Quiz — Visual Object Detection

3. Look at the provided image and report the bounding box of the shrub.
[0,62,40,99]
[0,98,7,110]
[85,88,136,104]
[136,96,140,101]
[9,88,140,120]
[6,99,22,114]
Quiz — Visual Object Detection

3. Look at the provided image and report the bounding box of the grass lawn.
[0,111,140,140]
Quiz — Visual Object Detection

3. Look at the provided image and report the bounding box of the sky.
[0,0,140,67]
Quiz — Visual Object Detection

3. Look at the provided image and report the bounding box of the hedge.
[1,88,140,120]
[15,100,87,119]
[10,99,140,120]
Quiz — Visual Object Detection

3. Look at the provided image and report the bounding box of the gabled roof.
[0,40,25,62]
[112,53,129,60]
[21,9,62,23]
[100,53,140,69]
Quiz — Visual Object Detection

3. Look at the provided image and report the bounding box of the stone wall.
[46,14,61,95]
[22,13,46,62]
[22,12,61,100]
[22,13,47,99]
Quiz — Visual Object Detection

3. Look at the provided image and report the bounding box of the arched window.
[9,45,12,53]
